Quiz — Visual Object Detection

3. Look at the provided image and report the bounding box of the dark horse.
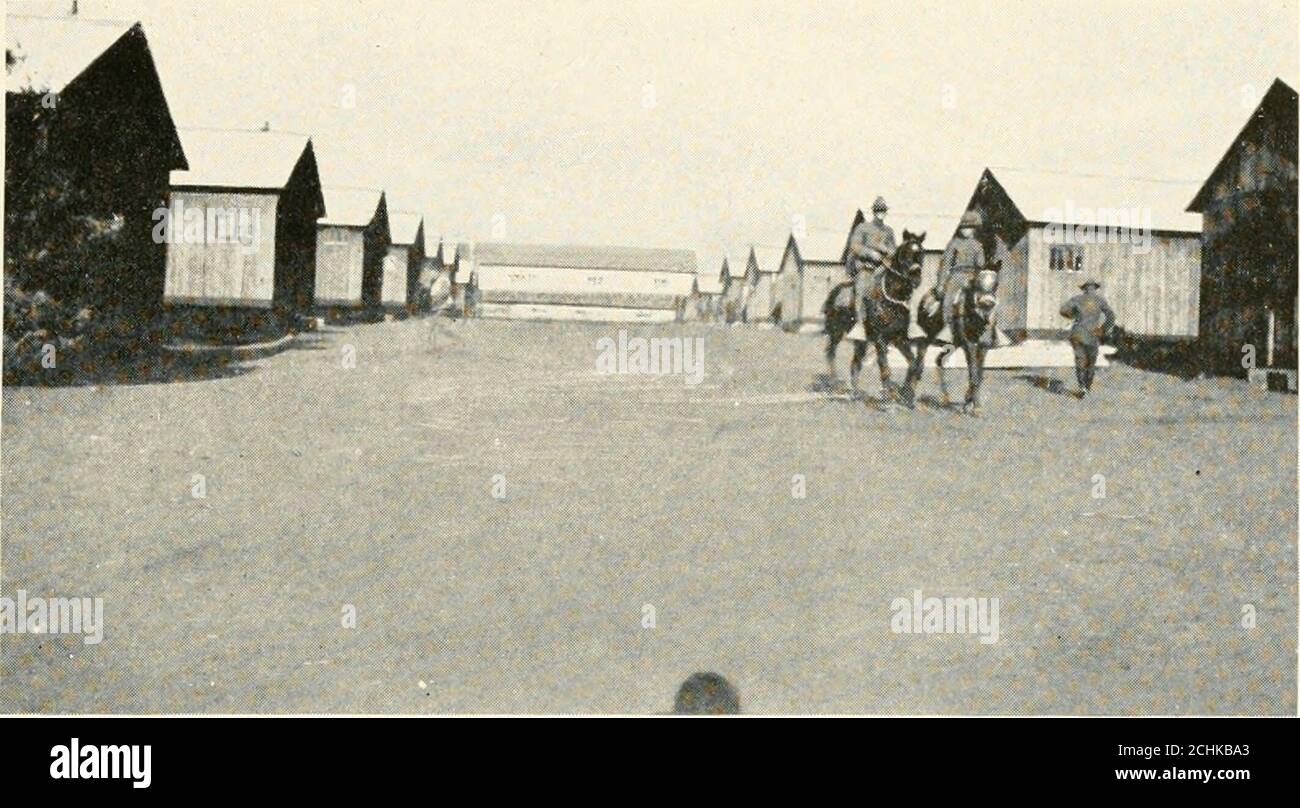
[912,262,1002,415]
[822,231,928,408]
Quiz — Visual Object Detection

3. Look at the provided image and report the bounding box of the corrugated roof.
[751,245,784,274]
[320,188,384,228]
[5,14,135,94]
[469,242,697,274]
[989,167,1202,234]
[170,128,311,190]
[387,211,424,248]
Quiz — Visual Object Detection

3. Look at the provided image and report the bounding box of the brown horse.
[822,231,928,408]
[912,262,1001,414]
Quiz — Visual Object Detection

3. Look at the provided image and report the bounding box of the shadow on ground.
[6,347,258,387]
[1015,373,1073,397]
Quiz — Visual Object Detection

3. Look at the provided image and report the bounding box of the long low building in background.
[466,242,698,323]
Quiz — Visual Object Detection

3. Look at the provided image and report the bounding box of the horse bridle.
[961,268,1000,322]
[878,246,922,307]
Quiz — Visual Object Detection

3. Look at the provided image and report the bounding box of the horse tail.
[821,288,836,322]
[822,281,851,319]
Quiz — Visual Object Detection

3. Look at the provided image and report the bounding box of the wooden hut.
[441,239,477,317]
[962,168,1202,341]
[719,249,748,323]
[696,264,725,322]
[314,188,390,313]
[471,242,697,323]
[5,14,187,313]
[774,231,851,331]
[382,211,427,314]
[742,245,784,323]
[411,217,444,313]
[163,128,324,322]
[1187,78,1298,383]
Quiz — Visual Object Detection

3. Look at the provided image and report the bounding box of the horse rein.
[878,251,920,308]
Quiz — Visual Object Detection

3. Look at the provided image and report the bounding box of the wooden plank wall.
[1025,226,1200,337]
[797,261,847,323]
[381,246,409,307]
[775,246,802,328]
[993,234,1030,335]
[314,226,366,306]
[163,191,278,307]
[743,271,774,322]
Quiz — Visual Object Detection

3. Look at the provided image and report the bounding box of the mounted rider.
[846,196,897,335]
[926,209,986,343]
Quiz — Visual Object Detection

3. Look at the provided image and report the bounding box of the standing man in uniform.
[846,197,897,338]
[927,209,986,343]
[1060,279,1115,397]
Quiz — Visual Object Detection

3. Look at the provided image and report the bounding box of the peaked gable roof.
[983,167,1202,234]
[321,187,386,229]
[6,14,187,171]
[170,128,315,191]
[794,231,850,264]
[1188,78,1298,212]
[5,14,135,93]
[697,270,725,294]
[387,211,425,249]
[751,245,784,275]
[438,238,459,266]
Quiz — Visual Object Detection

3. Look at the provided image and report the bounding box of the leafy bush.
[2,276,96,383]
[4,84,126,382]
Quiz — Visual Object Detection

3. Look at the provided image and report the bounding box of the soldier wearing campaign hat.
[926,209,987,341]
[845,196,897,336]
[1060,279,1115,397]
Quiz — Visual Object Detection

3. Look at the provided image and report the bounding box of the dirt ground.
[1,317,1295,714]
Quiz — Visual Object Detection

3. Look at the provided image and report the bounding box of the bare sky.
[13,0,1298,258]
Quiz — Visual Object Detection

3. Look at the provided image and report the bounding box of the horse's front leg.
[849,339,868,399]
[936,344,952,407]
[894,337,918,409]
[825,334,839,382]
[874,338,898,407]
[962,343,983,415]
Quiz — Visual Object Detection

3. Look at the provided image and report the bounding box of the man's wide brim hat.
[1080,280,1101,290]
[872,196,888,213]
[959,210,982,228]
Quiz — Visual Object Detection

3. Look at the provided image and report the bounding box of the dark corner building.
[5,13,187,315]
[1188,78,1299,385]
